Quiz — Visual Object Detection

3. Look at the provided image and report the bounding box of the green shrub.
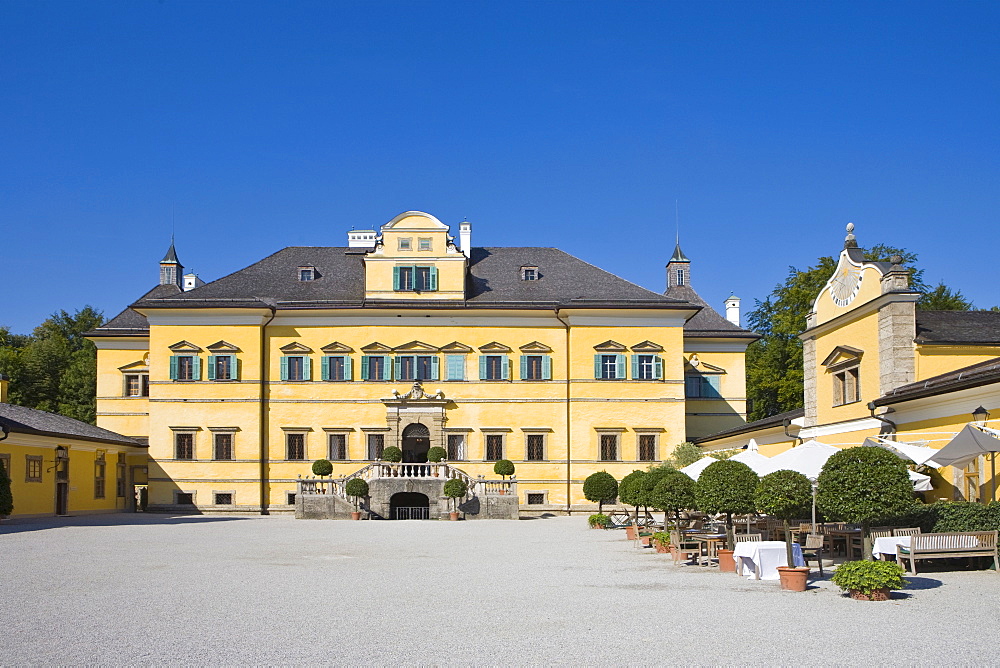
[931,501,992,532]
[755,469,813,567]
[443,478,469,512]
[345,478,369,499]
[426,446,447,463]
[695,460,759,545]
[0,458,13,517]
[588,513,610,528]
[831,560,908,595]
[618,470,645,521]
[311,458,333,477]
[381,446,403,463]
[650,469,696,527]
[651,531,672,546]
[669,442,702,468]
[583,471,619,513]
[493,459,515,479]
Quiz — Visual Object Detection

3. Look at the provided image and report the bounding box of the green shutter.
[229,355,239,380]
[191,356,201,381]
[394,356,403,380]
[501,354,510,380]
[447,355,464,381]
[361,356,370,380]
[705,375,721,398]
[685,375,700,397]
[615,354,626,380]
[207,355,217,381]
[428,266,438,291]
[520,355,528,379]
[430,356,440,381]
[542,355,552,380]
[280,356,289,381]
[653,356,663,380]
[383,355,392,380]
[631,355,638,379]
[479,355,488,380]
[302,356,312,381]
[594,355,602,379]
[321,356,331,381]
[343,356,352,381]
[393,266,401,291]
[169,355,179,380]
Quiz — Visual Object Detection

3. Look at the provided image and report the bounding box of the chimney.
[725,295,741,326]
[182,273,205,292]
[0,374,9,403]
[348,229,377,249]
[459,221,472,258]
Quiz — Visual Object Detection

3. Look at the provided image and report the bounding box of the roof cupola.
[159,239,184,287]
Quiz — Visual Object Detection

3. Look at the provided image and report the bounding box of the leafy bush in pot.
[426,446,447,463]
[345,478,369,510]
[618,470,646,523]
[583,471,619,513]
[650,469,696,528]
[443,478,469,513]
[588,513,610,528]
[755,469,812,567]
[831,560,907,596]
[381,446,403,463]
[311,458,333,477]
[493,459,515,479]
[695,459,759,546]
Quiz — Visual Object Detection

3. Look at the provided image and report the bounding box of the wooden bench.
[896,531,999,575]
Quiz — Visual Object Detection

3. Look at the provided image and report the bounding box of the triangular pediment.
[207,340,241,352]
[478,341,512,353]
[822,345,864,368]
[361,341,394,353]
[393,340,439,352]
[279,342,313,353]
[683,356,725,373]
[519,341,553,353]
[630,340,663,352]
[321,341,354,353]
[439,341,473,353]
[118,360,149,372]
[168,340,202,352]
[594,340,627,352]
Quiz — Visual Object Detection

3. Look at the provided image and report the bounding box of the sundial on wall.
[830,263,862,307]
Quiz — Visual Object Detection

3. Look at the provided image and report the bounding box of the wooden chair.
[669,530,701,565]
[870,529,894,539]
[801,533,824,576]
[733,533,763,543]
[894,527,921,536]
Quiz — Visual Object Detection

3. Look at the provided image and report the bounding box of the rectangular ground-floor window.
[446,434,466,461]
[599,433,619,461]
[116,453,127,498]
[367,433,385,460]
[175,492,195,505]
[214,433,234,460]
[485,434,504,461]
[638,434,657,462]
[175,432,195,460]
[526,492,546,505]
[287,492,297,505]
[526,434,545,461]
[94,452,106,499]
[329,433,348,460]
[213,492,233,505]
[25,455,42,482]
[286,433,306,460]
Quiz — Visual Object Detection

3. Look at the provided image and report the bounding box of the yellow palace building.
[697,224,1000,503]
[87,211,756,517]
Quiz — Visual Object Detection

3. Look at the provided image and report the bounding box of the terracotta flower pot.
[654,540,669,553]
[351,511,361,521]
[718,549,736,572]
[777,566,811,591]
[449,511,459,521]
[849,588,890,601]
[625,525,638,540]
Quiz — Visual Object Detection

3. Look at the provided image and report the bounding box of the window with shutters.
[638,434,657,461]
[170,355,199,381]
[633,354,662,380]
[597,354,625,380]
[282,356,309,381]
[208,354,236,381]
[447,434,466,460]
[600,434,619,461]
[481,355,508,381]
[393,265,438,291]
[485,434,504,461]
[25,455,42,482]
[286,433,306,460]
[520,355,551,381]
[685,374,722,398]
[526,434,545,461]
[444,355,466,381]
[116,453,127,498]
[833,366,860,406]
[396,355,438,381]
[124,373,149,396]
[322,355,351,381]
[367,433,385,460]
[213,433,234,460]
[329,433,348,460]
[362,355,389,381]
[175,433,195,460]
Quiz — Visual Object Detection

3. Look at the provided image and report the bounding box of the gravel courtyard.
[3,514,998,665]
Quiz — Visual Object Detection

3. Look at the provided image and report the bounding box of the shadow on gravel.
[519,513,559,520]
[903,576,943,590]
[0,513,253,535]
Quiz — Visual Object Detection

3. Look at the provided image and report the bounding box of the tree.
[443,478,468,514]
[493,459,515,480]
[311,459,333,478]
[918,282,974,310]
[381,446,402,463]
[695,460,759,546]
[618,470,645,523]
[636,466,671,514]
[650,469,697,527]
[668,442,702,468]
[745,245,939,421]
[344,478,369,511]
[755,470,812,567]
[426,446,446,463]
[0,458,13,517]
[583,471,619,513]
[816,446,914,560]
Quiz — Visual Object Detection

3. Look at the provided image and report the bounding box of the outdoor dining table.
[824,528,861,555]
[691,533,727,566]
[733,540,805,580]
[872,535,909,560]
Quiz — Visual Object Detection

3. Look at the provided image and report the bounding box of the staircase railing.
[296,462,514,498]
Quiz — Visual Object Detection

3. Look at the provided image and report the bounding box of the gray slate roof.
[0,403,141,447]
[873,356,1000,407]
[694,408,805,444]
[665,284,759,339]
[117,246,694,313]
[915,311,1000,345]
[96,284,181,335]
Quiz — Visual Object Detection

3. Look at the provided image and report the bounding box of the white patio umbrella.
[729,449,774,476]
[862,436,942,468]
[908,469,933,492]
[927,424,1000,468]
[679,456,716,479]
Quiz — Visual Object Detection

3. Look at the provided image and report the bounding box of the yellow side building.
[88,211,756,516]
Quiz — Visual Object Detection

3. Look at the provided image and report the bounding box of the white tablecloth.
[732,541,805,580]
[872,536,910,558]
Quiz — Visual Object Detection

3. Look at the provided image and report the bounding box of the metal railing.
[393,506,430,520]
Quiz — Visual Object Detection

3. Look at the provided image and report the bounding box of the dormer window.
[398,238,412,251]
[521,266,539,281]
[298,266,316,282]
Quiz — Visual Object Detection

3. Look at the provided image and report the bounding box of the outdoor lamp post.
[972,406,990,426]
[973,406,995,503]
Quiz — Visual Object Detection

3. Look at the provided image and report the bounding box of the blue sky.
[1,1,998,333]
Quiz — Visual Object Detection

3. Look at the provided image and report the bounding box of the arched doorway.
[390,492,429,520]
[401,423,431,463]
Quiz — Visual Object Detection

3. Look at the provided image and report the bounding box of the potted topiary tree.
[618,470,646,539]
[695,460,759,572]
[588,513,611,529]
[583,471,619,515]
[651,468,697,530]
[427,446,446,463]
[817,446,914,560]
[345,478,369,520]
[493,459,515,493]
[443,477,468,520]
[831,560,908,601]
[381,446,403,463]
[311,458,333,479]
[0,458,13,520]
[755,469,813,591]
